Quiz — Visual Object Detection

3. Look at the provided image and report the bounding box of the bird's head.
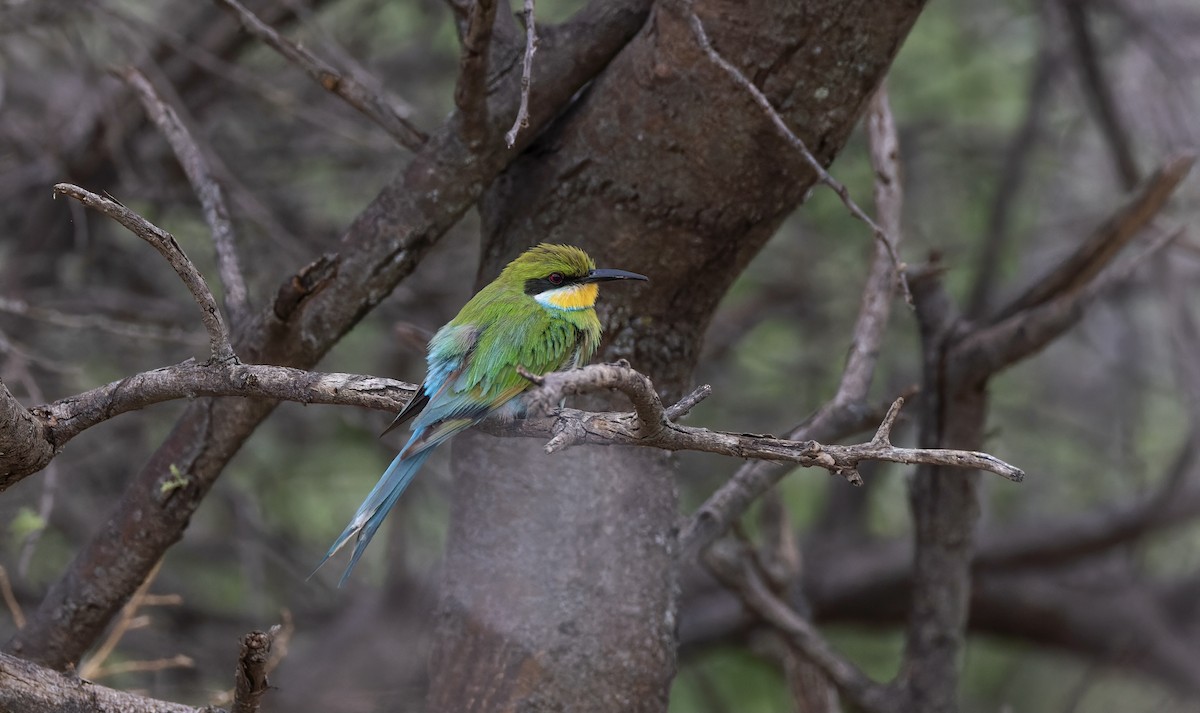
[503,244,648,311]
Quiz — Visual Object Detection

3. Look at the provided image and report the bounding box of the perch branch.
[121,66,250,324]
[52,183,236,363]
[687,9,910,303]
[215,0,427,150]
[505,0,538,148]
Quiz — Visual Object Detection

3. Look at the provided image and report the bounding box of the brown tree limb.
[121,66,250,325]
[504,0,538,148]
[0,650,212,713]
[214,0,428,150]
[455,0,500,147]
[51,183,236,364]
[954,225,1184,386]
[992,151,1194,321]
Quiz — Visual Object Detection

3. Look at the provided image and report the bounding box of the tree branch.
[0,650,210,713]
[214,0,428,150]
[51,183,236,364]
[455,0,499,147]
[121,66,250,325]
[992,151,1194,321]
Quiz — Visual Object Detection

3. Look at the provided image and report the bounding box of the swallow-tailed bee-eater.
[317,243,648,584]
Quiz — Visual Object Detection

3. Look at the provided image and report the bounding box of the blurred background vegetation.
[1,0,1198,710]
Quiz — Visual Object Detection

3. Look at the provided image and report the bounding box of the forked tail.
[313,448,434,586]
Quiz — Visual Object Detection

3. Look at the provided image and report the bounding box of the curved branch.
[51,183,236,363]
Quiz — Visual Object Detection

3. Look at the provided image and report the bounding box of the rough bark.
[430,0,928,709]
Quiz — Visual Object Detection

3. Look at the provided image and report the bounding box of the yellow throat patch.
[543,282,599,310]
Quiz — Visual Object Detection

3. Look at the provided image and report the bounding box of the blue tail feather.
[313,446,434,586]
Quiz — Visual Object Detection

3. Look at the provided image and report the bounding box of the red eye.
[548,273,564,285]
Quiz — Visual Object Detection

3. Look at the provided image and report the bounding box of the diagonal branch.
[52,183,236,364]
[0,650,207,713]
[121,66,250,325]
[214,0,428,150]
[992,151,1194,321]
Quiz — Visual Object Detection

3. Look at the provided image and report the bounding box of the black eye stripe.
[524,273,583,295]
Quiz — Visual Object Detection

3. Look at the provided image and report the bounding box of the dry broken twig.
[215,0,427,150]
[121,66,250,324]
[231,629,274,713]
[51,183,236,364]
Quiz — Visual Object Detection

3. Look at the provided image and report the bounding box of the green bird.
[318,243,648,584]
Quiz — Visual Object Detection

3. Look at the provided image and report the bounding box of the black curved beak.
[583,268,649,284]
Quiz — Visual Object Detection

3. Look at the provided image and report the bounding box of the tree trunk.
[430,0,928,709]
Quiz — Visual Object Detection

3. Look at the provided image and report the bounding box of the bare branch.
[687,10,910,303]
[505,0,538,149]
[0,361,417,486]
[954,225,1185,385]
[993,151,1194,321]
[214,0,428,150]
[503,368,1022,483]
[51,183,236,363]
[121,66,250,324]
[232,629,273,713]
[455,0,499,148]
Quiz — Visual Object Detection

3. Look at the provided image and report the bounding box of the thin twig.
[505,0,538,148]
[52,183,237,363]
[687,11,911,304]
[120,67,250,324]
[0,296,202,344]
[214,0,427,150]
[78,560,165,680]
[0,566,25,629]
